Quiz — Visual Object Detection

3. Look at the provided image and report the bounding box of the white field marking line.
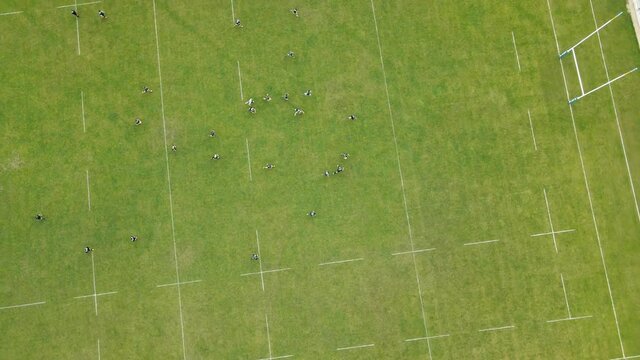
[527,109,538,151]
[369,3,433,358]
[572,50,585,95]
[546,1,626,356]
[86,169,91,210]
[73,291,117,299]
[336,343,375,351]
[392,248,435,256]
[0,11,23,16]
[156,280,202,288]
[0,301,45,310]
[73,0,80,55]
[463,239,500,246]
[560,273,572,317]
[543,188,559,253]
[404,334,450,342]
[57,1,101,8]
[265,314,273,359]
[572,67,638,103]
[611,356,640,360]
[240,268,291,276]
[237,60,244,101]
[511,31,521,72]
[546,315,592,323]
[230,0,235,23]
[478,325,515,332]
[318,258,363,266]
[531,229,575,237]
[258,356,293,360]
[97,339,101,360]
[90,251,98,315]
[255,230,265,291]
[151,1,187,358]
[245,138,252,181]
[81,91,86,132]
[588,0,640,223]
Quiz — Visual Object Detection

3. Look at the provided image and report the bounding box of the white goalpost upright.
[558,11,639,104]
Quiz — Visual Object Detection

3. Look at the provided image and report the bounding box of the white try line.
[547,315,592,323]
[336,343,375,351]
[57,1,102,8]
[152,1,187,358]
[86,169,91,211]
[463,239,499,246]
[230,0,236,23]
[511,31,521,72]
[156,279,202,288]
[0,11,23,16]
[392,248,435,256]
[527,109,538,151]
[588,0,640,223]
[0,301,46,310]
[237,60,244,101]
[318,258,363,266]
[404,334,450,342]
[478,325,515,332]
[73,291,117,299]
[245,138,252,181]
[531,229,575,237]
[546,1,626,357]
[97,339,101,360]
[369,2,434,358]
[81,91,86,132]
[255,230,265,291]
[241,268,291,277]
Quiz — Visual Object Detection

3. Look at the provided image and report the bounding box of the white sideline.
[81,91,86,132]
[73,0,80,55]
[237,60,244,101]
[478,325,515,332]
[547,315,592,323]
[511,31,521,72]
[543,188,559,253]
[156,280,202,288]
[531,229,575,237]
[336,343,374,351]
[392,248,435,256]
[230,0,236,23]
[370,3,433,358]
[546,0,626,357]
[73,291,117,299]
[463,239,499,246]
[588,0,640,223]
[97,339,101,360]
[0,301,45,310]
[86,169,91,210]
[404,334,450,342]
[265,314,272,359]
[245,138,252,181]
[0,11,23,16]
[318,258,363,266]
[151,1,187,358]
[57,1,101,8]
[527,109,538,151]
[241,268,291,276]
[90,251,98,315]
[255,230,265,291]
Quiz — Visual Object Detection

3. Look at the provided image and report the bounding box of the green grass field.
[1,0,639,359]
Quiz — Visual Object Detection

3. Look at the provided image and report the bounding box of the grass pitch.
[1,0,639,359]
